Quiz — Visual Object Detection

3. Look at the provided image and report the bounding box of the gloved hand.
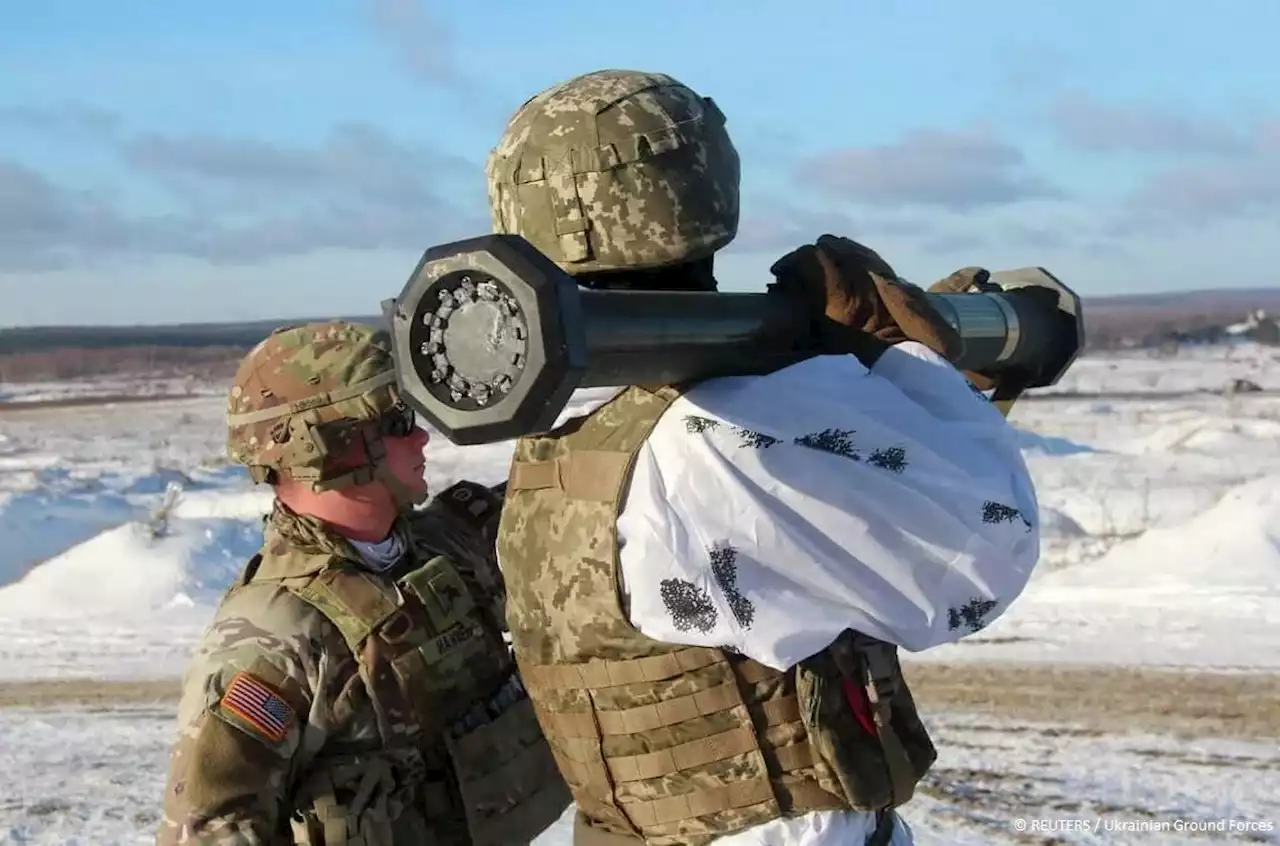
[927,266,999,390]
[770,234,962,364]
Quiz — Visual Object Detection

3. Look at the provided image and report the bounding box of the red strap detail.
[842,678,877,736]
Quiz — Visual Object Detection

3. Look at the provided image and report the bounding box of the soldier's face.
[380,426,431,497]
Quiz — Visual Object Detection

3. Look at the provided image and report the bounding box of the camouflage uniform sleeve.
[157,585,340,845]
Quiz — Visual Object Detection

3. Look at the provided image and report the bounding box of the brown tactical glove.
[770,234,962,365]
[927,266,999,390]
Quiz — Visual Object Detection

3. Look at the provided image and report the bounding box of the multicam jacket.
[158,480,570,846]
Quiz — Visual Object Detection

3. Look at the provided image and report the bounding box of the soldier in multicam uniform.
[157,320,570,845]
[485,70,1042,846]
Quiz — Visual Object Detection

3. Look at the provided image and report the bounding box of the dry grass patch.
[903,662,1280,739]
[5,663,1278,740]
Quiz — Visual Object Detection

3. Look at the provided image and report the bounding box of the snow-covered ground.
[1038,341,1280,395]
[4,706,1275,845]
[0,376,223,405]
[2,347,1278,844]
[916,392,1280,671]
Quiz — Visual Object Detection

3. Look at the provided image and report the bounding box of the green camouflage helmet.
[485,68,741,275]
[226,321,423,503]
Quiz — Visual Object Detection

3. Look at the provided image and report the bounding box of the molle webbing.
[444,674,574,846]
[521,645,844,845]
[520,644,721,689]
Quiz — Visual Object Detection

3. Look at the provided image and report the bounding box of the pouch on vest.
[794,630,936,811]
[287,759,414,846]
[389,554,510,720]
[442,673,573,846]
[396,555,571,843]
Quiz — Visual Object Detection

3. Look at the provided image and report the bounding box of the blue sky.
[2,0,1278,326]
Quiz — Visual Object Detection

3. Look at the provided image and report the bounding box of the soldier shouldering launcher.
[157,321,570,845]
[487,70,1043,846]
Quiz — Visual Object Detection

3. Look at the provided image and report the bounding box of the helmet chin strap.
[361,428,429,513]
[298,425,430,513]
[373,459,429,512]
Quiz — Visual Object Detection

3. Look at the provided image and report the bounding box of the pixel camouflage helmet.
[485,68,741,277]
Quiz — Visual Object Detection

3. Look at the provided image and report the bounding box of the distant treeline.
[1084,304,1280,349]
[0,314,382,355]
[0,345,248,383]
[0,315,382,383]
[3,287,1280,383]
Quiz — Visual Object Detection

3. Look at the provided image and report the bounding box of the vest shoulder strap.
[284,566,403,657]
[508,384,686,502]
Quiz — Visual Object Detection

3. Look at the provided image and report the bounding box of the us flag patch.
[219,671,296,743]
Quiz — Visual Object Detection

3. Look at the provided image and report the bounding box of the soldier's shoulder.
[181,579,348,717]
[203,576,342,656]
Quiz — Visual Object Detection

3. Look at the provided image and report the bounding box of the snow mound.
[1040,474,1280,596]
[1125,416,1280,456]
[1039,342,1280,395]
[920,475,1280,670]
[0,476,139,589]
[0,465,257,589]
[0,513,265,619]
